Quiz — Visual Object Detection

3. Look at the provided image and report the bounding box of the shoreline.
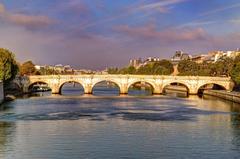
[203,90,240,103]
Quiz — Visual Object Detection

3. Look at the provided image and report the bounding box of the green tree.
[153,60,173,75]
[136,64,152,75]
[136,60,173,75]
[231,62,240,85]
[20,61,36,75]
[0,48,19,86]
[178,60,199,76]
[107,67,119,74]
[214,57,234,76]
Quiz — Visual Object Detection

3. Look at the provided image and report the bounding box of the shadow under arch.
[162,82,190,97]
[92,80,120,96]
[59,81,85,96]
[197,83,226,96]
[128,81,154,96]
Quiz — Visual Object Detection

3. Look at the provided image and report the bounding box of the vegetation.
[177,57,236,77]
[108,60,174,75]
[107,56,240,88]
[0,48,19,86]
[20,61,37,76]
[231,62,240,85]
[38,66,55,75]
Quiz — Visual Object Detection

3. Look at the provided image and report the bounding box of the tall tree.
[0,48,19,86]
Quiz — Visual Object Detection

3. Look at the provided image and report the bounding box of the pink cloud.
[63,1,90,15]
[115,24,207,42]
[0,3,54,28]
[7,14,53,28]
[0,3,5,14]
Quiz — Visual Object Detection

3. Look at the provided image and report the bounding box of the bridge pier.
[84,85,93,94]
[153,85,163,94]
[51,85,60,94]
[120,84,128,94]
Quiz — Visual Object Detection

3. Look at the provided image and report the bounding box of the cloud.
[0,22,240,70]
[0,3,5,14]
[78,0,188,30]
[177,21,217,28]
[115,24,207,42]
[200,2,240,17]
[229,18,240,24]
[0,3,54,29]
[135,0,188,13]
[6,14,53,28]
[59,0,91,15]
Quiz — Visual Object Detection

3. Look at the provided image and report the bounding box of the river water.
[1,87,240,159]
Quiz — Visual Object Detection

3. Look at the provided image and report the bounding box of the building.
[171,51,192,64]
[129,58,142,68]
[191,54,208,63]
[210,49,240,62]
[54,64,65,73]
[64,65,74,74]
[146,57,160,62]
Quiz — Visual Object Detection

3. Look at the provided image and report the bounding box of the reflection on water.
[0,122,15,158]
[1,89,240,158]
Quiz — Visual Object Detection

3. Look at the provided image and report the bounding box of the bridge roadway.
[15,75,234,95]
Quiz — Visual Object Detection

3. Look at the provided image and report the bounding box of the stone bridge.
[14,75,234,95]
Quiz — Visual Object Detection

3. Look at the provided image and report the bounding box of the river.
[0,85,240,159]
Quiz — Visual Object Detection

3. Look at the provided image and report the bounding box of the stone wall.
[0,81,3,104]
[204,90,240,103]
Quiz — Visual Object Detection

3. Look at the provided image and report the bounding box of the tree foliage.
[178,57,235,77]
[178,60,199,76]
[231,62,240,85]
[107,60,174,75]
[20,61,37,75]
[0,48,19,85]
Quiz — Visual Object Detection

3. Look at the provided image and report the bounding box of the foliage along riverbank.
[107,56,240,89]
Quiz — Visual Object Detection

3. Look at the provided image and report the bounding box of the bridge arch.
[28,81,51,92]
[197,82,227,95]
[91,80,121,95]
[59,81,85,95]
[127,80,156,95]
[162,82,190,95]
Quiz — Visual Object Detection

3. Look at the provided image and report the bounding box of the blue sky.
[0,0,240,69]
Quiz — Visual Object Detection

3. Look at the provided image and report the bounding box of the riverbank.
[203,90,240,103]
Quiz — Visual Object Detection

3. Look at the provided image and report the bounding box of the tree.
[107,67,119,74]
[153,60,174,75]
[136,64,152,75]
[214,57,234,76]
[136,60,173,75]
[231,62,240,85]
[178,60,199,76]
[20,61,36,75]
[0,48,19,86]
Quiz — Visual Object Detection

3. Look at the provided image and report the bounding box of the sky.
[0,0,240,70]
